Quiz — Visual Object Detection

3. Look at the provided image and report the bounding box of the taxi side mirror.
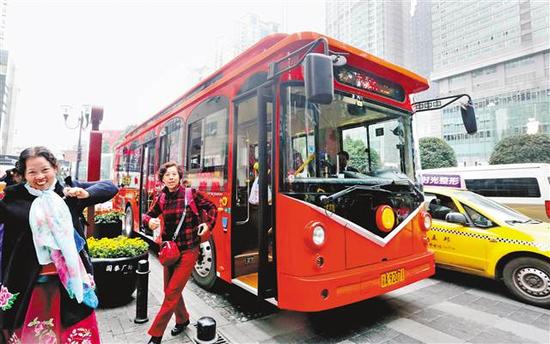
[445,212,467,225]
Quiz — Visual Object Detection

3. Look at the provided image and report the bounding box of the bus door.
[232,86,276,300]
[139,139,158,236]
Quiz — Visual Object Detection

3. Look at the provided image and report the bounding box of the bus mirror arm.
[412,94,477,134]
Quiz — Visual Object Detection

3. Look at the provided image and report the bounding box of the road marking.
[386,318,464,343]
[431,301,550,344]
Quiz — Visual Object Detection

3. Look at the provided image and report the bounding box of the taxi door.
[428,193,491,272]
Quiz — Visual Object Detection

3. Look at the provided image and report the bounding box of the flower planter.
[92,252,148,307]
[93,220,123,239]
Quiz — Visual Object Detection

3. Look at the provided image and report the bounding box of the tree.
[489,133,550,164]
[343,136,380,172]
[419,137,457,169]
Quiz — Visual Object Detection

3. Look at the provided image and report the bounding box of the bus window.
[159,118,183,165]
[188,120,202,170]
[140,139,157,215]
[203,109,227,171]
[119,141,141,188]
[281,85,414,191]
[235,96,272,207]
[186,96,229,191]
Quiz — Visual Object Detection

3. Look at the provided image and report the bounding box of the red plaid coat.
[143,185,217,251]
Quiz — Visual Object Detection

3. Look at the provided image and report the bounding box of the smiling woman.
[0,146,119,343]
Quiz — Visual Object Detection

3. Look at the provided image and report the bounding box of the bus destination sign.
[335,66,405,102]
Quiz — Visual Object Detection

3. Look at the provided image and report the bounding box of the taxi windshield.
[459,190,534,223]
[280,85,415,193]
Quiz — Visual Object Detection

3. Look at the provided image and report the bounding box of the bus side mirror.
[303,53,334,105]
[460,101,477,134]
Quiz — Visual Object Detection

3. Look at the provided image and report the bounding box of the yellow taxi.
[424,186,550,307]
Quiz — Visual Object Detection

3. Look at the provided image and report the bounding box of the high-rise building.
[213,12,280,70]
[326,0,407,66]
[0,58,17,155]
[431,0,550,166]
[0,0,17,155]
[325,0,437,151]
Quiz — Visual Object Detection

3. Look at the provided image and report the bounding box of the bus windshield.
[281,85,415,193]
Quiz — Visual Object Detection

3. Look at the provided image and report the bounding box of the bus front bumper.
[277,251,435,312]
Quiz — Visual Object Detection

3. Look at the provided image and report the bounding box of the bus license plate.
[380,268,405,288]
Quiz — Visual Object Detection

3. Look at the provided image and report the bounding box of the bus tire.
[122,205,134,238]
[503,257,550,307]
[192,237,218,290]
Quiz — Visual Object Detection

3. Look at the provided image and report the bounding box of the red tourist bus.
[113,32,476,311]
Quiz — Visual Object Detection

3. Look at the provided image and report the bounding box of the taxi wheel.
[503,257,550,307]
[192,237,218,290]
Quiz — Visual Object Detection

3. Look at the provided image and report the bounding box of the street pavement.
[97,253,550,344]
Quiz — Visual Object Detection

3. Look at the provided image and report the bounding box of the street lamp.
[62,105,90,180]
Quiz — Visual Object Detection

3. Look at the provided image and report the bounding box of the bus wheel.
[122,205,134,237]
[503,257,550,307]
[192,237,217,290]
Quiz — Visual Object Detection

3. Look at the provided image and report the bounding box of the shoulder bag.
[158,196,187,267]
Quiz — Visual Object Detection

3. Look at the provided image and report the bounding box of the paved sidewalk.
[94,252,550,344]
[96,248,279,344]
[96,254,194,344]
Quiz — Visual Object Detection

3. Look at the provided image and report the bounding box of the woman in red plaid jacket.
[143,161,217,344]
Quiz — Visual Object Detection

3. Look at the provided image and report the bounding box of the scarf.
[25,182,98,309]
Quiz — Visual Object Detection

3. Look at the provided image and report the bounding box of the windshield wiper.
[319,183,392,205]
[506,219,539,225]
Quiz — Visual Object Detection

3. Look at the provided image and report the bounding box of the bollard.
[134,259,149,324]
[194,316,217,344]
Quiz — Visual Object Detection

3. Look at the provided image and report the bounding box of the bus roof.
[119,32,429,147]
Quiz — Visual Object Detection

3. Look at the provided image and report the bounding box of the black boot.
[147,336,162,344]
[170,319,190,336]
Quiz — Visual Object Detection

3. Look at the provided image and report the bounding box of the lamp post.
[62,105,90,180]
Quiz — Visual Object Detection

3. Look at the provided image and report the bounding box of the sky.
[7,0,325,155]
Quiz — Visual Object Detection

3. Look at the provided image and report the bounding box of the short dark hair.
[337,151,350,160]
[18,146,58,176]
[158,161,183,182]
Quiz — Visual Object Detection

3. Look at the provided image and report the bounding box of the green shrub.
[94,210,125,224]
[87,236,149,258]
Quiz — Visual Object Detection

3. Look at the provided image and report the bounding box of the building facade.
[325,0,437,160]
[431,0,550,166]
[0,0,17,155]
[326,0,407,66]
[213,12,279,70]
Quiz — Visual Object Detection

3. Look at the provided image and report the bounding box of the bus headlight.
[419,211,431,231]
[375,205,395,232]
[305,222,326,249]
[312,225,326,246]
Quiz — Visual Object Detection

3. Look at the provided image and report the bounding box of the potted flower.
[93,210,125,239]
[87,235,149,307]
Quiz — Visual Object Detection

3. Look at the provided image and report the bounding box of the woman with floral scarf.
[0,146,118,343]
